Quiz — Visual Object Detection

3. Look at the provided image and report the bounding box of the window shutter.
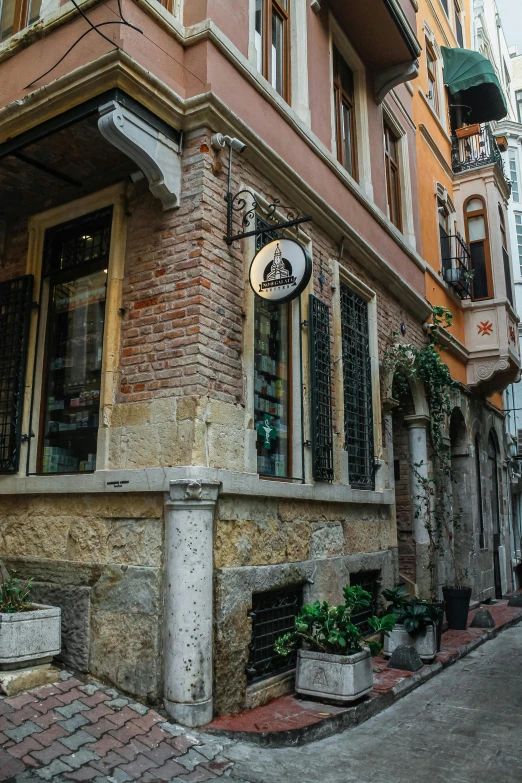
[0,275,33,474]
[309,294,334,481]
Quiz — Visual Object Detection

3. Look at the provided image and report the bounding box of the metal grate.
[43,207,113,277]
[309,295,334,481]
[0,275,34,473]
[349,571,380,634]
[246,586,302,683]
[340,284,375,489]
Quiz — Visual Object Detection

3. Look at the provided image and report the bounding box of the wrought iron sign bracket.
[210,132,312,245]
[224,189,313,245]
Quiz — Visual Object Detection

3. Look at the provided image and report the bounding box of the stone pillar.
[163,479,220,727]
[405,415,431,597]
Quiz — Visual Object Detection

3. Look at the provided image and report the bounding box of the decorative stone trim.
[98,101,182,210]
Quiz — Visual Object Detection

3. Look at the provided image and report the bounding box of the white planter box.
[0,604,61,669]
[295,648,373,703]
[383,624,437,662]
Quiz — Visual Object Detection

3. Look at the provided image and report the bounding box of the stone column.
[405,414,431,598]
[163,479,220,727]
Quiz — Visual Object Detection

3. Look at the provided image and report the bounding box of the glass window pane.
[468,215,486,241]
[466,198,483,212]
[509,150,520,203]
[271,11,284,96]
[41,269,107,473]
[0,0,16,41]
[254,300,290,478]
[27,0,41,25]
[255,0,263,74]
[470,241,489,299]
[341,101,355,176]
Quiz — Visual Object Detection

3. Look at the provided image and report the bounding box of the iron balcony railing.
[451,123,511,191]
[440,229,473,299]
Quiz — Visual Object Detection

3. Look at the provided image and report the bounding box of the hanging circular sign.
[249,238,312,303]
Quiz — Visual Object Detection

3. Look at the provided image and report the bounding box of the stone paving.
[0,674,242,783]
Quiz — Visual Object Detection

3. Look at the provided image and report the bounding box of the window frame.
[426,40,440,115]
[464,195,493,301]
[383,120,402,231]
[515,213,522,277]
[254,0,291,102]
[453,0,463,47]
[0,0,40,42]
[23,184,127,478]
[332,44,358,180]
[242,190,307,484]
[36,215,112,475]
[509,149,520,203]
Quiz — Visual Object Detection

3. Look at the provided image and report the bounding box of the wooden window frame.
[257,0,291,102]
[333,46,358,180]
[426,41,439,115]
[464,195,493,301]
[1,0,36,40]
[454,1,463,47]
[383,120,402,231]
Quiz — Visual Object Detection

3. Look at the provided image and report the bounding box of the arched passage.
[389,372,431,597]
[449,407,472,588]
[488,432,503,598]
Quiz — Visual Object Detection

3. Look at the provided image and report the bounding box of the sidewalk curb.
[206,611,522,748]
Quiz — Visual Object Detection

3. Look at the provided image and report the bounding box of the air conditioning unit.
[517,429,522,457]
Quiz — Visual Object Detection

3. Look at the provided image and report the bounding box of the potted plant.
[275,585,395,703]
[0,563,61,669]
[382,588,442,662]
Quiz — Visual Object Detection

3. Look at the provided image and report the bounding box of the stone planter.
[295,648,373,703]
[383,624,437,662]
[0,604,61,670]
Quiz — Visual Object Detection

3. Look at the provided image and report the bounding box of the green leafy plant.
[382,586,443,635]
[0,562,33,614]
[383,306,469,598]
[274,585,396,658]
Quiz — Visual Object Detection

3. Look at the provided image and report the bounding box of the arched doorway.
[488,432,503,598]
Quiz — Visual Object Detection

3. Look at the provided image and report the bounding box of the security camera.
[210,133,247,153]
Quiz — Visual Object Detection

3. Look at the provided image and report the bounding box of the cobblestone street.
[0,674,238,783]
[2,623,522,783]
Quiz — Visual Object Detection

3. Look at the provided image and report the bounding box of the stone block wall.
[0,494,164,702]
[213,494,397,715]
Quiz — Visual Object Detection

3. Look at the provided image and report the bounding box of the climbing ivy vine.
[383,306,467,598]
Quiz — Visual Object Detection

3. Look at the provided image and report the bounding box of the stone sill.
[0,466,394,505]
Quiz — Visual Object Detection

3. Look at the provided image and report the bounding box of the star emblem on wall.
[477,320,494,336]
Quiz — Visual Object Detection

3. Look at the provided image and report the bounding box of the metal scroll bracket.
[210,133,313,245]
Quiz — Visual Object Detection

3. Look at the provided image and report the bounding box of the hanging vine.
[383,306,467,597]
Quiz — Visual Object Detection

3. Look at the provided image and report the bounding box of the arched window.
[465,196,492,300]
[499,204,514,304]
[475,435,485,548]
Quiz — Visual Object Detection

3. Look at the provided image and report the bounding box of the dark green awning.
[441,46,508,123]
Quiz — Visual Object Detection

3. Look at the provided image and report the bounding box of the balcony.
[440,230,472,299]
[451,124,511,191]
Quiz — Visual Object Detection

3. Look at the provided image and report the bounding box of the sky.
[496,0,522,54]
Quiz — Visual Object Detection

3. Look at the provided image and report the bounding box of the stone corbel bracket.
[375,60,419,103]
[98,101,181,210]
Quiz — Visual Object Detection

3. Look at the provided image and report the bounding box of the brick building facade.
[0,0,518,726]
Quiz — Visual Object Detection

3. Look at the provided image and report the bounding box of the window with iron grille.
[309,295,334,482]
[340,284,374,489]
[0,275,33,474]
[246,586,302,682]
[349,571,380,633]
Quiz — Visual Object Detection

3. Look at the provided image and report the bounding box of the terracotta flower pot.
[455,124,480,139]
